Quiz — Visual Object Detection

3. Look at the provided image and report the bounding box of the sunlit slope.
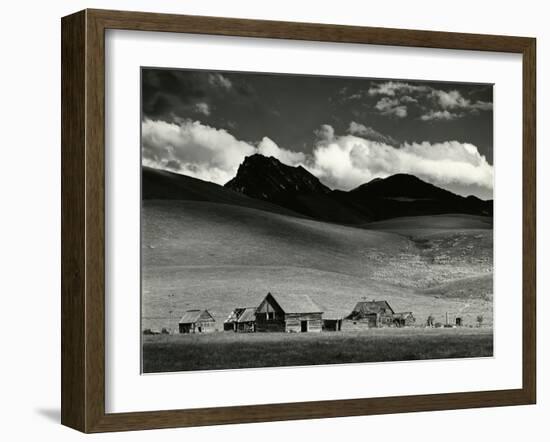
[363,214,493,233]
[141,201,493,330]
[142,200,407,275]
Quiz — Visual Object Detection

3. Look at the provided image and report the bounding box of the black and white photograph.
[140,68,494,373]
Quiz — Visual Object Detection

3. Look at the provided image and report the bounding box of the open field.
[143,327,494,373]
[363,214,493,232]
[142,201,493,335]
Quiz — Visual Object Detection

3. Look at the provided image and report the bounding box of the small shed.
[392,312,416,327]
[224,308,244,331]
[178,309,216,334]
[322,313,344,331]
[445,312,464,327]
[256,292,323,333]
[224,307,256,333]
[344,300,395,328]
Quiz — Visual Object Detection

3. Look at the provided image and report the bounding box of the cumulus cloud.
[142,119,305,184]
[307,125,493,194]
[257,136,306,164]
[367,81,492,120]
[368,81,430,97]
[375,97,408,118]
[431,89,492,112]
[347,122,398,146]
[142,119,493,197]
[314,124,335,141]
[400,95,418,103]
[470,101,493,111]
[432,90,469,109]
[193,102,211,116]
[207,73,233,91]
[420,110,460,121]
[142,119,254,184]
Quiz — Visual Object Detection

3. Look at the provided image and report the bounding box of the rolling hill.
[142,166,302,218]
[144,155,493,224]
[141,157,493,332]
[142,200,493,331]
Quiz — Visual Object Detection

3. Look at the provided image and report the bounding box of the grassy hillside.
[420,274,493,302]
[142,166,303,218]
[363,214,493,232]
[142,201,493,332]
[142,200,406,272]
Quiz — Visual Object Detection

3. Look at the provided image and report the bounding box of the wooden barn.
[343,300,395,328]
[224,307,256,332]
[178,309,216,334]
[392,311,416,327]
[255,292,323,333]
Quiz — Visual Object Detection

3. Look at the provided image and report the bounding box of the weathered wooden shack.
[224,307,256,332]
[445,312,464,327]
[178,309,216,334]
[256,292,323,333]
[224,308,244,331]
[236,307,257,332]
[343,300,396,328]
[322,314,343,331]
[392,312,416,327]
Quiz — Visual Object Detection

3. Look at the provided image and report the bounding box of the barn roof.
[267,292,323,314]
[351,300,395,315]
[236,307,256,323]
[323,314,344,321]
[225,307,257,323]
[179,309,214,324]
[393,311,414,319]
[224,308,245,323]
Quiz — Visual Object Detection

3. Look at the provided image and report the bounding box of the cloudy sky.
[142,68,493,199]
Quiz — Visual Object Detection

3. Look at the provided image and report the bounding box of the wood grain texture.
[61,10,86,432]
[522,38,536,403]
[60,8,537,433]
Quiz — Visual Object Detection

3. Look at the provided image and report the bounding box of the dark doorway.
[301,320,308,332]
[455,317,462,327]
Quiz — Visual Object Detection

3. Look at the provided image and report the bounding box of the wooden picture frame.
[61,8,536,433]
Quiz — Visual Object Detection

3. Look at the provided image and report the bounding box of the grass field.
[143,327,494,373]
[141,200,493,372]
[142,202,493,330]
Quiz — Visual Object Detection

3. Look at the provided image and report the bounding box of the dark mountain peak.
[144,162,493,224]
[225,157,492,221]
[240,153,279,167]
[363,173,432,187]
[352,173,458,200]
[225,154,331,201]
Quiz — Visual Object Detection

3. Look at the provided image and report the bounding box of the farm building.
[256,292,323,333]
[322,314,344,331]
[178,309,216,334]
[224,307,256,333]
[392,312,416,327]
[342,300,416,329]
[344,300,396,328]
[445,312,464,327]
[224,308,245,331]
